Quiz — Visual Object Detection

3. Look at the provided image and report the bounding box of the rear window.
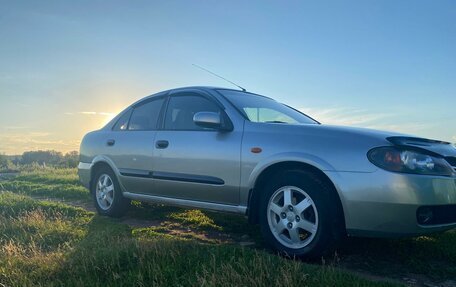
[128,98,164,130]
[112,109,132,131]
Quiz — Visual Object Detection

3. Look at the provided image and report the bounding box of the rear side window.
[164,94,221,130]
[128,98,164,131]
[112,109,132,131]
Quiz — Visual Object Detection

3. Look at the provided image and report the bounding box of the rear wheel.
[259,170,341,258]
[91,166,129,217]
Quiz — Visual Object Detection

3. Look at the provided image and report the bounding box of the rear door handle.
[155,140,169,149]
[107,139,115,146]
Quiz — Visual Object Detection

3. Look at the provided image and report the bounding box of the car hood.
[316,124,407,139]
[262,122,455,157]
[248,122,456,172]
[312,124,456,158]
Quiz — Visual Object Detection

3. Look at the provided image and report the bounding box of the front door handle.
[107,139,115,146]
[155,140,169,149]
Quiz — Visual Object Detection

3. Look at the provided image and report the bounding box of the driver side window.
[164,94,221,130]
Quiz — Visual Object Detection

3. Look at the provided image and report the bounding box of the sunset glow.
[1,1,455,155]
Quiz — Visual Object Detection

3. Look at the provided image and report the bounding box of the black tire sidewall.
[259,170,337,259]
[91,166,128,217]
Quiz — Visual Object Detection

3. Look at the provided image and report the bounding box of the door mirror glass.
[193,112,222,129]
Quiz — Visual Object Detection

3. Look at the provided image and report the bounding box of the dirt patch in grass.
[121,217,164,228]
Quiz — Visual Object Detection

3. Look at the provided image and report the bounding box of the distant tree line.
[0,150,79,171]
[0,154,11,171]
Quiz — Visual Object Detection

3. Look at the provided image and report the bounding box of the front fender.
[247,152,336,191]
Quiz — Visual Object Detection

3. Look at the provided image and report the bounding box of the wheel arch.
[247,160,346,235]
[89,156,121,193]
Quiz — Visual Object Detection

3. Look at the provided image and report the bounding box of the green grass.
[1,167,455,286]
[0,168,90,201]
[0,192,397,287]
[128,201,263,244]
[14,167,81,185]
[338,232,456,280]
[0,180,89,201]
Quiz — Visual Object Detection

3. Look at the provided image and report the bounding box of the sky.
[0,0,455,155]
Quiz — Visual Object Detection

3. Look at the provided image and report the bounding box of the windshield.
[217,90,318,124]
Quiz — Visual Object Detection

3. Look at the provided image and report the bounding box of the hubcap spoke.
[289,228,301,243]
[297,219,317,233]
[275,220,287,234]
[295,197,312,214]
[105,195,113,204]
[283,188,292,206]
[106,184,114,192]
[103,176,109,186]
[269,202,282,216]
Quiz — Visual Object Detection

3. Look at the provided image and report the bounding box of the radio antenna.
[192,64,246,92]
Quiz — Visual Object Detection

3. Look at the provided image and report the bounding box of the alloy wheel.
[95,174,115,210]
[267,185,319,249]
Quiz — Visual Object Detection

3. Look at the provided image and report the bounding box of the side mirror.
[193,112,224,130]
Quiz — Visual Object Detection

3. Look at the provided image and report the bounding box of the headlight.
[368,147,455,176]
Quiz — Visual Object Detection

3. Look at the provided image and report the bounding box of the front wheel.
[259,170,341,259]
[91,166,129,217]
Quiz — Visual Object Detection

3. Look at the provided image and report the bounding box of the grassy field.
[0,168,455,286]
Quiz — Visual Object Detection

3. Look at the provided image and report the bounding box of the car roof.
[161,86,241,94]
[131,86,245,104]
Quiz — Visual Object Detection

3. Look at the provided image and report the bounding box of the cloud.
[299,107,390,126]
[299,106,436,134]
[65,111,115,117]
[2,126,28,130]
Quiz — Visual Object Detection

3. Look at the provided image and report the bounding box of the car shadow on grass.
[131,201,456,282]
[112,201,456,286]
[52,214,400,287]
[335,232,456,283]
[122,201,264,247]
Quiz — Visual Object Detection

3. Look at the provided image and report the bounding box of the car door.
[152,90,242,205]
[106,95,165,195]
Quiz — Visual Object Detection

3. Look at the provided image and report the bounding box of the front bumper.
[77,162,92,189]
[326,169,456,237]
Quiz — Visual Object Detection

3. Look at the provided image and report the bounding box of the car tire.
[91,166,130,217]
[259,169,341,259]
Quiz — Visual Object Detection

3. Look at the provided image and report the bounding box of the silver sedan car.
[78,86,456,258]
